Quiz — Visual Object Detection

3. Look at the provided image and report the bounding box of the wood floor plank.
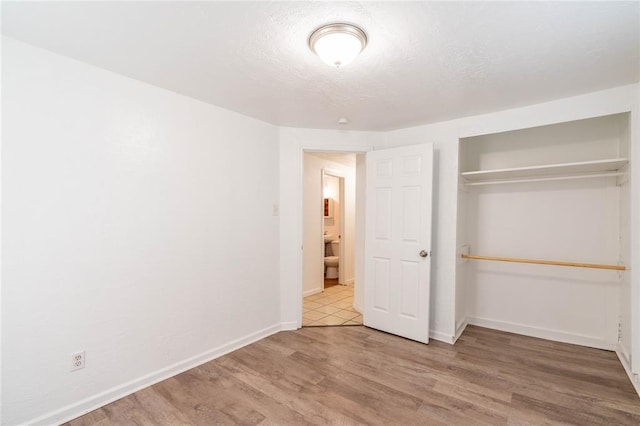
[64,325,639,425]
[217,355,365,424]
[456,333,628,382]
[197,362,314,425]
[67,409,112,426]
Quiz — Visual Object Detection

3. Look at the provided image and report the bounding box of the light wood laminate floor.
[66,326,640,425]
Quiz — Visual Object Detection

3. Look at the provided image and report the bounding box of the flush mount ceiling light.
[309,23,367,68]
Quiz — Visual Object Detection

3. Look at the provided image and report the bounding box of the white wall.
[620,165,632,358]
[302,154,356,296]
[629,83,640,382]
[2,38,281,425]
[454,167,468,338]
[614,113,633,370]
[354,154,367,312]
[617,83,640,393]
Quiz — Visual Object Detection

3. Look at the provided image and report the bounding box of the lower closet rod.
[461,254,626,271]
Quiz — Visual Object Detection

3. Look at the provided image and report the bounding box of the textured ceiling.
[2,1,639,131]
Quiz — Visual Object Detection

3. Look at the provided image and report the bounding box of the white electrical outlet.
[71,350,85,371]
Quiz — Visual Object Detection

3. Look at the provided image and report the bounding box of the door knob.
[419,250,429,258]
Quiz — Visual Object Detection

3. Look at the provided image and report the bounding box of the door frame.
[293,146,370,329]
[322,168,346,284]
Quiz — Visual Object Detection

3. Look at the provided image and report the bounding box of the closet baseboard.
[467,316,615,351]
[431,319,469,345]
[616,342,640,398]
[454,319,468,343]
[280,321,299,331]
[429,329,455,344]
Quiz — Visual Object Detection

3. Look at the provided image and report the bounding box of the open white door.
[364,143,433,343]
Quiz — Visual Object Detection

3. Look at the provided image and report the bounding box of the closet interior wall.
[618,118,632,362]
[457,113,630,351]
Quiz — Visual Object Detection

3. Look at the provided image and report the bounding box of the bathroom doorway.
[321,169,343,289]
[302,152,362,327]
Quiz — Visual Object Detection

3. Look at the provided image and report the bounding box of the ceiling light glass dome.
[309,23,367,68]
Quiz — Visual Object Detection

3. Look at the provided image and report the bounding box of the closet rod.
[463,171,625,186]
[461,254,626,271]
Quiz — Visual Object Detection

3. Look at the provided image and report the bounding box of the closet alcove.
[456,113,631,351]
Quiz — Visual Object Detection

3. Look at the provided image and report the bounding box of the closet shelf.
[461,158,628,185]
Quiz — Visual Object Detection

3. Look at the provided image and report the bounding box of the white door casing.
[364,143,434,343]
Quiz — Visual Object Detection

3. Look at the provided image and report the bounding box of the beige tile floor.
[303,284,363,326]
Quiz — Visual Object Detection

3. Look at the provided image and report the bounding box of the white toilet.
[324,240,340,279]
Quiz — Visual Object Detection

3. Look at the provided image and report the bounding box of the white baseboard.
[617,341,631,366]
[280,321,299,331]
[616,342,640,397]
[303,287,323,297]
[454,319,468,343]
[30,323,283,426]
[429,329,455,344]
[353,303,362,314]
[342,278,354,286]
[467,316,615,351]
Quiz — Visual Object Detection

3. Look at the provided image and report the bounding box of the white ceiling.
[2,1,638,131]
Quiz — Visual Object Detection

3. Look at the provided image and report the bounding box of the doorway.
[322,169,343,289]
[302,152,362,326]
[286,143,434,343]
